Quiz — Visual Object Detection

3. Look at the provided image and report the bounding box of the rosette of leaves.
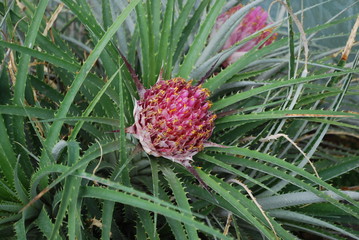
[0,0,358,239]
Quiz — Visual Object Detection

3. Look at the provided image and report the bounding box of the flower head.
[213,4,277,66]
[127,77,216,164]
[119,51,221,189]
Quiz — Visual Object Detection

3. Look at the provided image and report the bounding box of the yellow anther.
[150,98,158,103]
[198,144,204,151]
[201,88,210,97]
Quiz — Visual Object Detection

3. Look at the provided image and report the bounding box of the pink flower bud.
[214,4,277,66]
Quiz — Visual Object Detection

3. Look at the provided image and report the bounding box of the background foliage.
[0,0,358,239]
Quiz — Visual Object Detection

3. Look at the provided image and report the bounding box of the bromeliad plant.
[0,0,359,239]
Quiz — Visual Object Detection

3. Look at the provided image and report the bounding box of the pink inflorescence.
[127,78,216,163]
[214,5,277,66]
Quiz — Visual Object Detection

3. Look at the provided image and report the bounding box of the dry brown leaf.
[43,3,65,36]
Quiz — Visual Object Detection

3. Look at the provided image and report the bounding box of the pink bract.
[213,4,277,66]
[127,78,216,164]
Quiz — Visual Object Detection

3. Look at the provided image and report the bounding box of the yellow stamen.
[201,88,210,97]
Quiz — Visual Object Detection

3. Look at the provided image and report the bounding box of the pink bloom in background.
[214,5,277,66]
